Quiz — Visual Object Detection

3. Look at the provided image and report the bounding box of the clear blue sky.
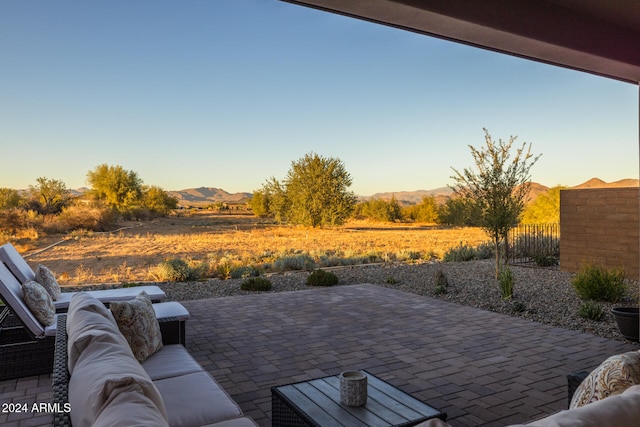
[1,0,638,196]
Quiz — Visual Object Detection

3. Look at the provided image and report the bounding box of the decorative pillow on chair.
[110,291,162,362]
[570,350,640,408]
[35,264,61,300]
[22,280,55,326]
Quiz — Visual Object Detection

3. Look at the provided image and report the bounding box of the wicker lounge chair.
[0,243,166,310]
[0,262,190,380]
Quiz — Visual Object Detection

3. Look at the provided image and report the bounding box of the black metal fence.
[508,223,560,269]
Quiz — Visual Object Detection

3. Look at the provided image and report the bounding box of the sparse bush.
[395,250,422,262]
[572,263,626,302]
[578,300,605,321]
[306,269,339,287]
[475,242,494,260]
[443,243,476,262]
[152,258,191,282]
[499,264,514,300]
[385,276,398,284]
[434,269,448,294]
[241,276,272,291]
[532,254,559,267]
[274,255,316,271]
[230,265,261,279]
[511,300,526,313]
[55,204,117,232]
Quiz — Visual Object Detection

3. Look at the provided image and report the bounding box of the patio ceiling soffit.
[282,0,640,85]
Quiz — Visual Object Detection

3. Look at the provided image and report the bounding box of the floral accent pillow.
[35,264,61,300]
[22,280,55,326]
[109,291,162,362]
[570,350,640,408]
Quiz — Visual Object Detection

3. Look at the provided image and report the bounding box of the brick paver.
[1,284,637,426]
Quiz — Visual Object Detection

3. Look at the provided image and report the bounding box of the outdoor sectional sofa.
[52,293,257,427]
[0,261,189,380]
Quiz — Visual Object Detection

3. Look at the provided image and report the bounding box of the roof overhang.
[282,0,640,85]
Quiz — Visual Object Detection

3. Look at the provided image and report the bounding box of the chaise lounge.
[0,262,189,380]
[0,242,166,310]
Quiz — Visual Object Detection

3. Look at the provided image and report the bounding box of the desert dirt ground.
[16,211,488,286]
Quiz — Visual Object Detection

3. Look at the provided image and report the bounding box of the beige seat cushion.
[154,371,243,427]
[141,344,204,381]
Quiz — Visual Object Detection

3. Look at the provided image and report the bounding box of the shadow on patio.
[1,283,638,426]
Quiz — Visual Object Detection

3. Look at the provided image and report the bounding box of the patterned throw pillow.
[570,350,640,408]
[35,264,61,300]
[109,291,162,362]
[22,280,55,326]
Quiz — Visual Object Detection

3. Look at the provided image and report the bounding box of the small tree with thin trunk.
[451,128,541,278]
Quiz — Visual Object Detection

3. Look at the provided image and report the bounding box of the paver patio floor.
[1,284,638,426]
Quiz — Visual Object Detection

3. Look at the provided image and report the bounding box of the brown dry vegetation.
[15,211,488,286]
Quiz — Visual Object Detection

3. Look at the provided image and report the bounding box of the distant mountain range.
[24,178,637,207]
[168,187,252,207]
[166,178,639,207]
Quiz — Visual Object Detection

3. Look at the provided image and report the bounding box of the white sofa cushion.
[154,371,244,427]
[53,285,167,310]
[416,385,640,427]
[200,418,259,427]
[91,382,170,427]
[66,293,127,372]
[66,293,168,426]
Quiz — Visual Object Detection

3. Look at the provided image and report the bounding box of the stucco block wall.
[560,188,639,280]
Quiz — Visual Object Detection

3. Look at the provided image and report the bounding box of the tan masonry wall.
[560,188,639,280]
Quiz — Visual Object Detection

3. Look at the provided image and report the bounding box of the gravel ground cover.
[67,260,639,342]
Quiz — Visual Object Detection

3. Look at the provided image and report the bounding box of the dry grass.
[19,211,488,285]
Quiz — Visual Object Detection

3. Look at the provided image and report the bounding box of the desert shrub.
[274,255,316,271]
[442,243,476,262]
[532,253,559,267]
[511,300,526,314]
[499,264,514,300]
[475,242,494,260]
[577,301,605,321]
[230,265,261,279]
[306,269,339,287]
[241,276,272,291]
[395,250,422,262]
[434,269,449,295]
[572,263,626,302]
[385,276,398,284]
[55,204,117,232]
[152,258,192,282]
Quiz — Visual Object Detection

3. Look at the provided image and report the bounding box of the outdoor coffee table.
[271,371,446,427]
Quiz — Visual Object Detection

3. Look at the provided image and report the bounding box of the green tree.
[403,196,439,223]
[354,197,403,222]
[0,188,23,210]
[87,164,143,212]
[451,128,540,278]
[521,186,565,224]
[249,189,269,217]
[254,177,289,223]
[284,153,357,227]
[28,177,72,214]
[143,186,178,215]
[438,197,481,226]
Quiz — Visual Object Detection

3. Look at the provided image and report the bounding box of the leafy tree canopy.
[87,164,143,211]
[451,128,540,278]
[28,177,72,215]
